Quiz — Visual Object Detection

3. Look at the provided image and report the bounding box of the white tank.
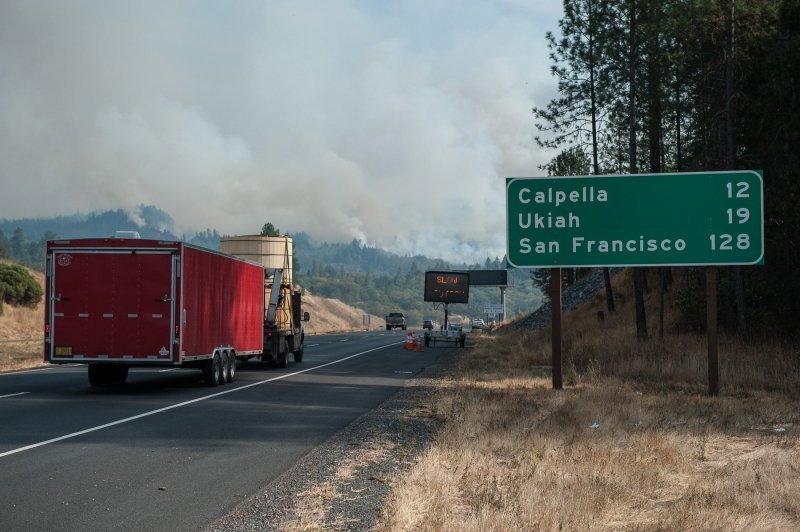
[220,235,293,285]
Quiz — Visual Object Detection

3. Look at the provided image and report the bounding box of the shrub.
[0,263,43,308]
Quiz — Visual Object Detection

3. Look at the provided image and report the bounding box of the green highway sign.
[506,171,764,268]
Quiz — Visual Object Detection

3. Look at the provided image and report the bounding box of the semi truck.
[43,235,306,387]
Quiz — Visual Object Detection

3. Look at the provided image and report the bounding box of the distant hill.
[0,206,544,322]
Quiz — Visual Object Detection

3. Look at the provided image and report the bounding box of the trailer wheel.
[203,353,222,386]
[110,365,129,385]
[218,352,228,385]
[88,365,106,387]
[224,351,236,383]
[292,347,303,363]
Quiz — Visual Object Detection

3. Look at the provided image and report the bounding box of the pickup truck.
[385,312,407,330]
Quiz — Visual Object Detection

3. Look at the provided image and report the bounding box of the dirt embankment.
[301,291,385,334]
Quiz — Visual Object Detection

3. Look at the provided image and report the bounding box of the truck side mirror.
[303,312,310,322]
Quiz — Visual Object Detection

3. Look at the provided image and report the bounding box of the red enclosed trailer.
[44,237,265,386]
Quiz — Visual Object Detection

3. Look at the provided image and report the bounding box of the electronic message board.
[424,271,469,303]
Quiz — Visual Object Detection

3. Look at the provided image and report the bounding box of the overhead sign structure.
[424,271,470,304]
[461,269,508,286]
[506,171,764,268]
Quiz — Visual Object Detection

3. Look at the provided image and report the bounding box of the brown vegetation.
[301,291,384,334]
[0,261,45,372]
[377,268,800,530]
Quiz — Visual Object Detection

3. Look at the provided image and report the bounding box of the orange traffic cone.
[405,332,414,350]
[415,337,423,352]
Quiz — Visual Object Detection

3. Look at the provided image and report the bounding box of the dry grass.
[378,269,800,531]
[0,261,46,372]
[281,434,396,531]
[301,291,386,334]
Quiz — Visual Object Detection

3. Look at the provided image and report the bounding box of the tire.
[88,365,107,387]
[218,352,229,385]
[277,339,289,368]
[110,365,129,385]
[293,347,304,363]
[459,336,465,348]
[402,326,407,330]
[225,351,236,383]
[203,353,222,386]
[386,325,391,331]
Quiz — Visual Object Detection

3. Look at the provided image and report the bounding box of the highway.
[0,330,452,531]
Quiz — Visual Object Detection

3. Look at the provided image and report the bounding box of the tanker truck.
[43,233,306,387]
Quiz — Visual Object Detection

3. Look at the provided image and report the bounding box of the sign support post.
[707,267,719,396]
[551,268,563,390]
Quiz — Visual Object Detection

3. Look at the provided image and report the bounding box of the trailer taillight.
[175,325,180,336]
[45,323,50,334]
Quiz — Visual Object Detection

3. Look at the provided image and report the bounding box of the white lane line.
[0,392,30,399]
[0,340,404,459]
[0,367,57,376]
[306,344,320,347]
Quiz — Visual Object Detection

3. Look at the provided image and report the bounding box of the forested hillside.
[293,239,542,326]
[0,212,544,326]
[532,0,799,335]
[0,205,220,269]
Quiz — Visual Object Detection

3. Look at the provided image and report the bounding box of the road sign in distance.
[506,171,764,268]
[424,271,470,303]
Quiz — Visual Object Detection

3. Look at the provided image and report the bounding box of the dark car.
[423,319,435,330]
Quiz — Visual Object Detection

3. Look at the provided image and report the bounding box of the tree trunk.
[724,1,748,341]
[603,268,615,313]
[587,0,616,315]
[629,0,647,340]
[659,267,667,339]
[634,268,648,340]
[675,62,682,171]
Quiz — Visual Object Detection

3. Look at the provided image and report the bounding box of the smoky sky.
[0,1,560,263]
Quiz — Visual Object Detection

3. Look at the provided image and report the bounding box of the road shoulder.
[208,349,458,531]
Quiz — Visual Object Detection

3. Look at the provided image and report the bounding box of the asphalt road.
[0,330,447,532]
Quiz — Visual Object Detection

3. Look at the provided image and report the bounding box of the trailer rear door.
[49,249,176,361]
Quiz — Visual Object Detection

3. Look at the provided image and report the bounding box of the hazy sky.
[0,1,562,263]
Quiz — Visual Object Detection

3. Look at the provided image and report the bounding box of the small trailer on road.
[424,326,466,348]
[44,235,305,387]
